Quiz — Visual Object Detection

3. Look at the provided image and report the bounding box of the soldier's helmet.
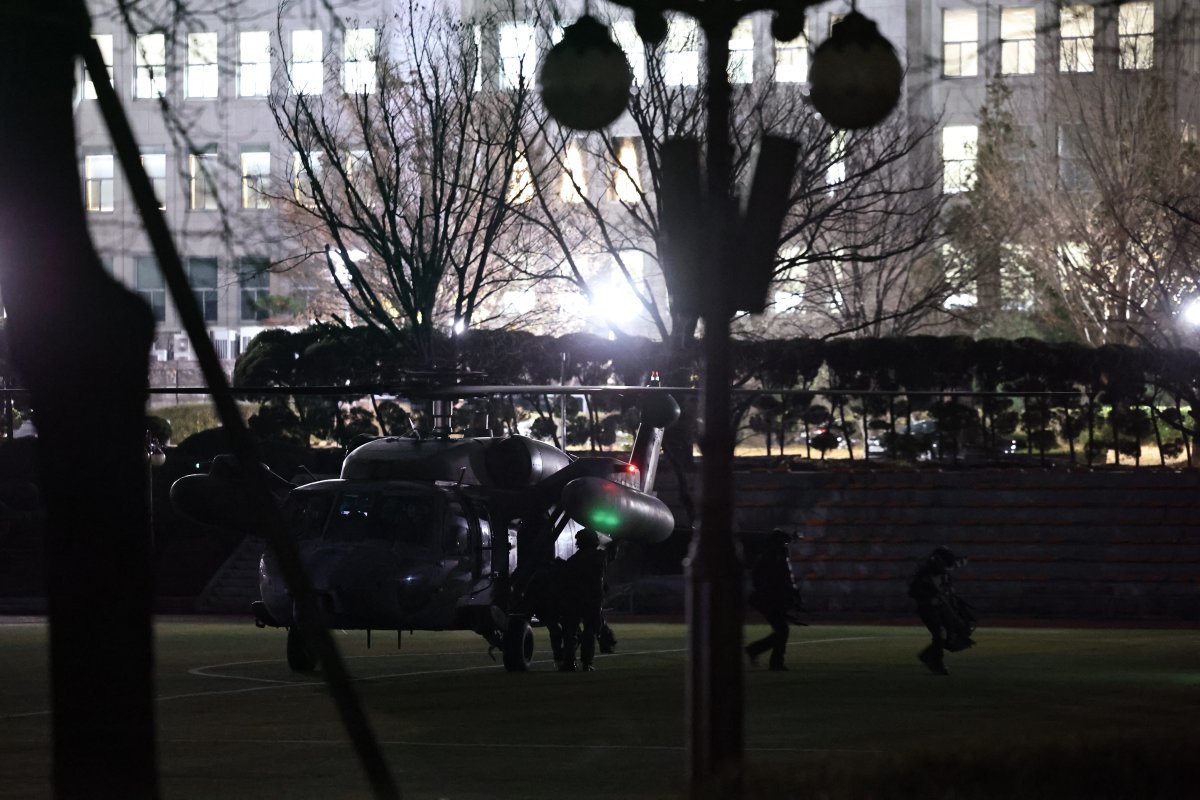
[769,528,798,546]
[931,546,958,568]
[576,528,600,548]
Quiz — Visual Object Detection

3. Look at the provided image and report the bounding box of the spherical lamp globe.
[809,11,903,130]
[539,16,633,131]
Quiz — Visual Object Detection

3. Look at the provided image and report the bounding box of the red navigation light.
[626,463,640,474]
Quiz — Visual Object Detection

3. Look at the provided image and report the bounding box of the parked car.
[868,418,1017,462]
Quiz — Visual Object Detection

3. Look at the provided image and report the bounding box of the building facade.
[76,0,1199,384]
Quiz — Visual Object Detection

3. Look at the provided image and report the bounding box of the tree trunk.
[0,10,158,798]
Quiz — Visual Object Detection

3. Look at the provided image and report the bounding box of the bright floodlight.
[590,282,637,322]
[1183,298,1200,327]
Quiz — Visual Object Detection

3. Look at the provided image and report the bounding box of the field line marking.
[160,737,882,755]
[0,637,879,719]
[190,636,878,683]
[182,648,690,691]
[177,638,878,699]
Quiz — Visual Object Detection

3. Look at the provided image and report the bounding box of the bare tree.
[270,0,535,366]
[518,14,956,350]
[768,111,953,340]
[951,4,1200,348]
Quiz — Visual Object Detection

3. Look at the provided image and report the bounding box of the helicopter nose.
[322,548,437,626]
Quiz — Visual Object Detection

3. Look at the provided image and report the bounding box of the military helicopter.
[170,388,681,672]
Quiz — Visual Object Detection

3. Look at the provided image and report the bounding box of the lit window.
[189,149,219,210]
[140,151,166,209]
[136,256,166,322]
[186,257,219,322]
[1000,8,1036,76]
[1119,2,1153,70]
[135,34,167,98]
[942,245,977,308]
[1060,5,1094,73]
[827,130,847,188]
[499,22,535,90]
[291,30,324,95]
[775,32,808,83]
[1001,245,1036,311]
[85,153,114,212]
[471,25,483,93]
[292,151,324,205]
[774,291,801,312]
[186,33,219,98]
[241,150,270,209]
[942,125,977,193]
[1058,124,1093,192]
[942,9,978,77]
[664,17,699,87]
[239,31,271,97]
[343,28,376,93]
[507,152,535,205]
[346,149,372,196]
[612,21,645,85]
[83,34,113,100]
[729,19,754,84]
[560,140,587,203]
[610,137,642,202]
[239,258,272,322]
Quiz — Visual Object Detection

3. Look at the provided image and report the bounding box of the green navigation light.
[589,508,622,530]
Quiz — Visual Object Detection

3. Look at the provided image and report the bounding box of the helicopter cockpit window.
[376,494,438,548]
[329,493,375,542]
[323,492,439,546]
[286,493,334,541]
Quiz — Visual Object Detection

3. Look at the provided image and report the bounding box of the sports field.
[1,619,1197,799]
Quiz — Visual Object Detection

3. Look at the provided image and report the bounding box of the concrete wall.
[654,466,1200,621]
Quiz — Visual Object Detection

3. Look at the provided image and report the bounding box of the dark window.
[239,257,271,321]
[186,257,219,322]
[136,255,166,322]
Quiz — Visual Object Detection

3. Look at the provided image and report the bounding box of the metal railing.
[6,385,1187,469]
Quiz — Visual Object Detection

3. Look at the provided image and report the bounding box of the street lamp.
[809,11,904,130]
[539,15,633,131]
[540,3,901,796]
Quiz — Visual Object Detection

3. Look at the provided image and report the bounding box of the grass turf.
[0,620,1197,799]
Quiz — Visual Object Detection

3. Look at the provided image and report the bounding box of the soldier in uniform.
[745,529,800,671]
[558,528,607,672]
[908,545,974,675]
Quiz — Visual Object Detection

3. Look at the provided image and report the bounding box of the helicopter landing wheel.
[502,616,534,672]
[286,622,319,673]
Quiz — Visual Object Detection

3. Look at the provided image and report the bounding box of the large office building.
[76,0,1197,384]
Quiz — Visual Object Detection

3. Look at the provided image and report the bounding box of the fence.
[0,385,1194,469]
